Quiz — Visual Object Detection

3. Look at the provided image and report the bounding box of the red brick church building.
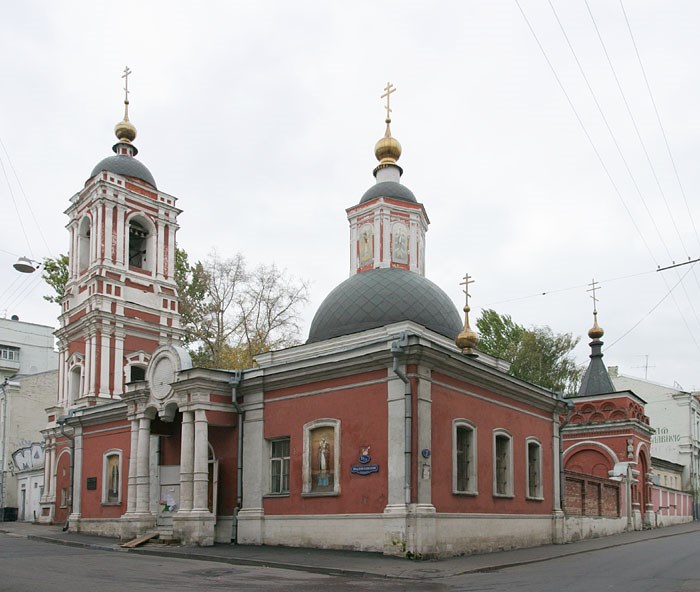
[39,77,691,557]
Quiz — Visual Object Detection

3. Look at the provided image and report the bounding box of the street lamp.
[13,257,40,274]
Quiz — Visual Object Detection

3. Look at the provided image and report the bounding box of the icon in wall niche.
[311,426,335,492]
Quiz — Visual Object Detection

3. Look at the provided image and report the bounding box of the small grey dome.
[307,267,462,343]
[90,155,157,189]
[360,181,416,204]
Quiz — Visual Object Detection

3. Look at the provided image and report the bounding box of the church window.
[526,438,543,499]
[128,218,149,269]
[129,365,146,382]
[69,365,83,404]
[303,419,340,495]
[102,450,122,504]
[269,438,290,494]
[77,217,91,273]
[493,431,513,497]
[453,420,477,494]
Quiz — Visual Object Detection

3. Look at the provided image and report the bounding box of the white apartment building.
[609,367,699,517]
[0,316,58,381]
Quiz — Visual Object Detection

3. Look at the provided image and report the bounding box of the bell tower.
[347,83,429,277]
[52,68,183,412]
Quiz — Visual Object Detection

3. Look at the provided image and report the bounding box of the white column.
[192,409,209,512]
[135,417,151,513]
[88,332,98,396]
[70,425,83,520]
[104,205,113,264]
[100,329,111,396]
[416,366,432,505]
[156,220,165,279]
[114,329,125,395]
[126,419,138,513]
[179,411,194,512]
[57,347,66,406]
[116,206,126,267]
[386,370,407,507]
[42,438,54,501]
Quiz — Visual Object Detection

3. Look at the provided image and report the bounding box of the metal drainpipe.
[57,414,75,532]
[557,394,575,513]
[0,378,8,515]
[230,370,243,543]
[391,332,411,506]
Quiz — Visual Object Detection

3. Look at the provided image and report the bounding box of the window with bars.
[494,432,513,497]
[527,440,542,499]
[454,422,477,494]
[270,438,290,494]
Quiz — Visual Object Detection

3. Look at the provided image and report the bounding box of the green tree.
[476,308,582,396]
[41,254,69,304]
[175,251,309,369]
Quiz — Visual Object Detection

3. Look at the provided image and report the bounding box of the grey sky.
[2,1,700,390]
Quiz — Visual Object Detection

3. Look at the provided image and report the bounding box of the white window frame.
[268,437,290,495]
[493,429,514,498]
[526,437,543,500]
[102,449,122,505]
[302,418,341,496]
[452,419,477,495]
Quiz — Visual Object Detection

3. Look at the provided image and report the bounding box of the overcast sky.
[2,1,700,391]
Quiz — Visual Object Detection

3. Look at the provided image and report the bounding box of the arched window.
[69,366,83,404]
[453,419,477,494]
[493,430,513,497]
[77,217,91,273]
[102,450,122,504]
[129,218,151,269]
[526,438,543,499]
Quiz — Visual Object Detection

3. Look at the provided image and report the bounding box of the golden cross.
[460,273,475,308]
[381,82,396,121]
[122,66,132,103]
[587,278,601,313]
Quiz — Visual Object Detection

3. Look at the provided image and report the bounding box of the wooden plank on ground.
[120,532,158,548]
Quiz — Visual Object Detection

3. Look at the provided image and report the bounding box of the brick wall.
[564,471,620,517]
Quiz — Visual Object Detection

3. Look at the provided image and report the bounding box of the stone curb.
[14,522,700,582]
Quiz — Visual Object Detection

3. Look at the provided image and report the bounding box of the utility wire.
[0,137,54,257]
[514,0,657,268]
[605,261,697,351]
[0,154,33,258]
[619,0,700,254]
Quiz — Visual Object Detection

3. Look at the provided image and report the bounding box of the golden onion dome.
[588,314,604,340]
[374,120,402,166]
[456,305,480,354]
[114,110,137,144]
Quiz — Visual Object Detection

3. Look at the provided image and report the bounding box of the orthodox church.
[38,75,691,557]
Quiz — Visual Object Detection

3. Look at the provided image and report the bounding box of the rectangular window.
[0,346,19,362]
[494,433,512,497]
[527,440,542,499]
[270,438,290,494]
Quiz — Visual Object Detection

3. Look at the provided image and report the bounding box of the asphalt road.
[1,529,698,591]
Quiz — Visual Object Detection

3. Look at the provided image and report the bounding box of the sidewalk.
[1,520,699,581]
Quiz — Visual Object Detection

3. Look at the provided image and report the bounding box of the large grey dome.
[360,181,416,204]
[90,155,157,189]
[308,267,462,343]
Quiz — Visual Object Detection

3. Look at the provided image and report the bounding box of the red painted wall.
[262,370,389,515]
[430,372,554,514]
[79,419,131,518]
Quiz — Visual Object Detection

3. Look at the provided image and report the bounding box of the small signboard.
[351,464,379,476]
[86,477,97,490]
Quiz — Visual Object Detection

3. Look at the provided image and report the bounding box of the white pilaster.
[127,419,138,513]
[135,417,151,513]
[192,409,209,512]
[179,411,194,512]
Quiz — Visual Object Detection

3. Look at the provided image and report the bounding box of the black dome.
[307,267,462,343]
[90,155,157,189]
[360,181,416,204]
